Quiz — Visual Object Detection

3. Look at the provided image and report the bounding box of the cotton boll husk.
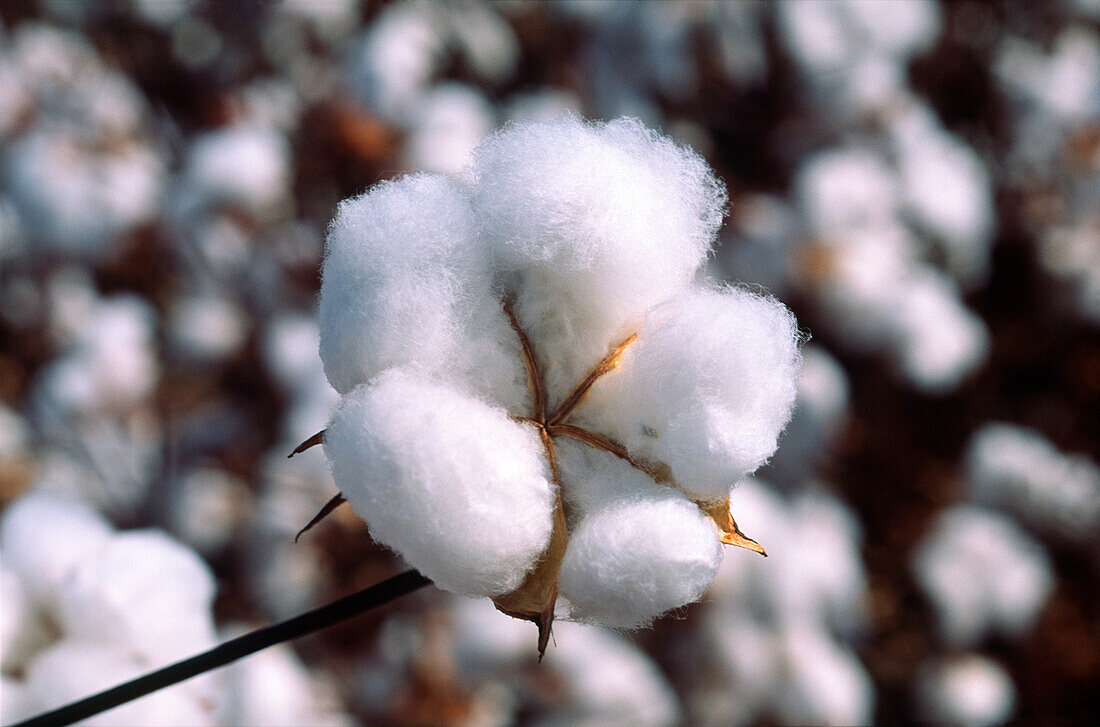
[558,486,722,628]
[578,285,801,500]
[471,115,726,403]
[318,173,527,411]
[57,529,218,665]
[20,640,216,727]
[0,492,112,609]
[774,623,875,727]
[325,369,554,597]
[916,654,1016,727]
[535,621,680,727]
[912,505,1055,647]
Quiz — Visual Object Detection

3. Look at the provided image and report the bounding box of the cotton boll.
[167,468,251,556]
[965,422,1100,544]
[763,346,850,485]
[558,488,722,628]
[180,124,291,220]
[0,492,112,609]
[0,560,52,675]
[263,314,325,393]
[535,622,680,727]
[216,628,352,727]
[318,173,526,410]
[166,294,249,365]
[580,285,801,500]
[325,369,555,597]
[912,505,1055,647]
[774,623,875,727]
[892,270,990,393]
[21,640,215,727]
[1,675,30,723]
[916,654,1016,727]
[796,148,899,234]
[401,83,494,176]
[844,0,941,59]
[57,529,217,665]
[891,113,995,287]
[471,115,726,402]
[697,613,780,727]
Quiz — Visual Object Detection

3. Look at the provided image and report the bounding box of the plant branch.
[548,332,637,426]
[9,569,432,727]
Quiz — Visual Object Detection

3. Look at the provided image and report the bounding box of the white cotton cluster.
[343,0,517,125]
[912,505,1055,647]
[579,286,800,499]
[175,124,292,222]
[0,24,165,260]
[690,478,873,727]
[793,147,990,392]
[401,83,495,176]
[0,492,219,725]
[30,293,158,427]
[964,422,1100,545]
[319,116,802,627]
[445,597,680,727]
[915,654,1017,727]
[319,173,526,410]
[325,369,555,597]
[262,314,340,446]
[776,0,940,121]
[472,115,728,402]
[166,293,249,366]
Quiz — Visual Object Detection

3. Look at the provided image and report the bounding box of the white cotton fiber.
[180,124,290,219]
[774,623,875,727]
[318,173,526,411]
[579,285,801,499]
[912,505,1054,647]
[324,369,555,597]
[558,488,722,628]
[57,529,217,664]
[916,654,1016,727]
[470,115,727,402]
[20,640,215,727]
[0,492,112,608]
[795,148,899,233]
[965,422,1100,544]
[401,83,494,176]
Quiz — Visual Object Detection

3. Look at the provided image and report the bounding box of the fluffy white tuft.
[558,487,722,628]
[471,115,727,402]
[578,285,801,499]
[324,369,555,597]
[318,173,526,410]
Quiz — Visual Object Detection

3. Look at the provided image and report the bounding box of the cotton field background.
[1,1,1098,726]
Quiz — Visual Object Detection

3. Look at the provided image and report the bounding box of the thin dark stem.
[10,569,432,727]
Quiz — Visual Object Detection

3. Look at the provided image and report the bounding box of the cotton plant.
[914,654,1017,727]
[292,116,802,653]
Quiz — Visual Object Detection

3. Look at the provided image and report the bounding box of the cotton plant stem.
[9,569,432,727]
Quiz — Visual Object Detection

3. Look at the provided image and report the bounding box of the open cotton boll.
[0,492,111,608]
[892,270,990,393]
[795,148,899,233]
[20,640,216,727]
[912,505,1054,647]
[558,488,722,628]
[535,621,680,727]
[471,115,726,401]
[179,124,291,220]
[318,173,526,410]
[325,369,555,597]
[579,285,801,500]
[965,422,1100,544]
[774,622,875,727]
[58,529,218,664]
[916,654,1016,727]
[401,83,495,176]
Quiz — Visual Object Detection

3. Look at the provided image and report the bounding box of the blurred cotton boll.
[916,654,1017,727]
[912,505,1055,648]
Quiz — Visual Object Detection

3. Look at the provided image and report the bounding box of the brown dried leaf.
[491,496,568,659]
[703,498,767,556]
